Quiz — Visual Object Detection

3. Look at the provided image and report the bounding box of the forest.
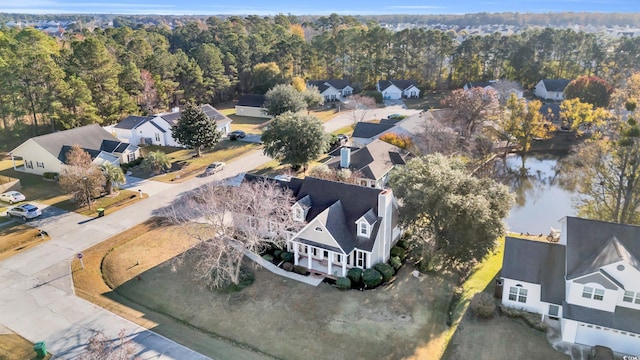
[1,13,640,142]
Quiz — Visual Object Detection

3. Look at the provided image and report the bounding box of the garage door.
[575,323,640,355]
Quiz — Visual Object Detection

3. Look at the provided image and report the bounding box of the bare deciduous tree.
[490,79,523,107]
[307,164,364,184]
[162,179,303,289]
[59,145,105,209]
[345,94,377,126]
[440,88,499,137]
[80,329,138,360]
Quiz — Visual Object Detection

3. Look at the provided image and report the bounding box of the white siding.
[11,140,63,175]
[534,80,548,99]
[501,278,545,314]
[572,320,640,355]
[235,106,270,118]
[566,280,618,312]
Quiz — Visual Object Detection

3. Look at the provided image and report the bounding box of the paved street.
[0,105,415,359]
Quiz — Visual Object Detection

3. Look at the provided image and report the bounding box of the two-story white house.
[534,79,571,101]
[376,80,420,100]
[501,216,640,356]
[110,104,232,147]
[285,177,402,278]
[307,79,353,102]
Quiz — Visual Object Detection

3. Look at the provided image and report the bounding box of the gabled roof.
[307,79,351,92]
[148,121,166,133]
[465,81,494,89]
[541,79,571,92]
[237,94,266,108]
[114,115,155,130]
[378,80,419,91]
[565,217,640,279]
[160,104,232,126]
[502,237,566,305]
[12,124,123,163]
[352,122,395,139]
[563,302,640,334]
[326,140,409,181]
[312,200,354,253]
[568,236,640,279]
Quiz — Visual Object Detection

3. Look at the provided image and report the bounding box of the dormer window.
[358,222,370,237]
[293,206,304,222]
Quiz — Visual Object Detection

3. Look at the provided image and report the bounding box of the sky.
[1,0,638,16]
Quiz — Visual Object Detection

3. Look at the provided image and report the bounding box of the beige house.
[9,124,139,176]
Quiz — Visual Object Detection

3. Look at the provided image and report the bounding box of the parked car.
[205,162,225,175]
[337,134,349,143]
[0,191,26,204]
[589,345,614,360]
[7,203,42,221]
[229,130,246,140]
[274,174,293,182]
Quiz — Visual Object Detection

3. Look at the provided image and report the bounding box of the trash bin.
[97,208,105,217]
[34,341,46,359]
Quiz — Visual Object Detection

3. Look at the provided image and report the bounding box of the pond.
[501,153,578,235]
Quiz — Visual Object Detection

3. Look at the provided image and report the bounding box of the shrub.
[282,262,294,271]
[470,292,496,319]
[390,246,406,259]
[293,265,308,275]
[379,132,413,150]
[396,239,410,250]
[336,277,351,290]
[43,172,58,180]
[274,249,282,258]
[374,263,395,282]
[262,254,274,262]
[347,268,363,284]
[389,256,402,270]
[362,268,383,288]
[280,251,293,262]
[363,90,383,104]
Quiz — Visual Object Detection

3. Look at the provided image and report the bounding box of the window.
[360,180,367,186]
[333,253,342,264]
[127,153,136,162]
[358,222,369,237]
[155,133,161,142]
[323,250,328,259]
[623,291,640,304]
[293,207,304,221]
[314,226,323,232]
[25,160,33,169]
[356,251,366,268]
[508,285,527,303]
[548,305,559,317]
[36,162,44,168]
[247,217,257,229]
[582,286,604,301]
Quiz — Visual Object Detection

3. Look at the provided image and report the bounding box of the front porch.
[290,241,370,278]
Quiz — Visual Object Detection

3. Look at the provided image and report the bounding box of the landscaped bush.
[363,90,383,104]
[216,265,255,293]
[470,292,496,319]
[396,239,410,250]
[293,265,308,275]
[274,249,282,258]
[280,251,293,262]
[374,263,395,282]
[262,254,274,262]
[336,277,351,290]
[389,256,402,270]
[390,246,406,259]
[43,172,58,180]
[362,268,383,288]
[347,268,363,284]
[121,157,144,172]
[282,262,294,271]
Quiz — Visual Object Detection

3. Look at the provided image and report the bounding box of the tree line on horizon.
[1,13,639,143]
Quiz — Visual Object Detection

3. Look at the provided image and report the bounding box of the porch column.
[342,258,347,277]
[293,243,299,266]
[327,252,332,276]
[10,153,16,170]
[307,246,312,269]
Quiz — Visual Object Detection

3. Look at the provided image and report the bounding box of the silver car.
[7,203,42,221]
[0,191,26,204]
[205,162,225,176]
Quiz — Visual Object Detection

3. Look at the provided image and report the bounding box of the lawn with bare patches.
[0,329,51,360]
[0,223,50,261]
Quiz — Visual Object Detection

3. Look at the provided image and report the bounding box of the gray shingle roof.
[378,79,419,91]
[114,115,155,130]
[307,79,351,92]
[160,104,232,126]
[237,94,266,107]
[563,302,640,334]
[326,140,408,181]
[569,236,640,280]
[352,122,395,139]
[542,79,571,92]
[502,237,566,305]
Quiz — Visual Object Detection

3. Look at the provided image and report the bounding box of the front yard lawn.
[55,189,144,217]
[0,223,50,261]
[404,90,450,110]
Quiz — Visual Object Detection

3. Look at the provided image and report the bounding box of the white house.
[111,104,232,147]
[463,80,524,100]
[376,80,420,100]
[9,124,140,176]
[307,79,353,102]
[235,94,270,118]
[286,177,401,277]
[324,139,410,189]
[534,79,571,101]
[501,217,640,356]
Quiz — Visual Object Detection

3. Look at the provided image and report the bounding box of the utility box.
[34,341,46,359]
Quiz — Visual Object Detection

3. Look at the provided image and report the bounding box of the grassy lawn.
[330,125,354,136]
[139,141,260,183]
[404,90,450,110]
[311,108,340,123]
[55,189,144,217]
[0,158,70,206]
[227,114,271,134]
[0,223,50,261]
[0,330,51,360]
[74,221,459,360]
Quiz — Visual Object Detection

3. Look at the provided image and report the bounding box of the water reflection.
[498,153,577,234]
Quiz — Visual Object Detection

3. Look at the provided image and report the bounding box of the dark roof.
[307,79,351,92]
[160,104,232,126]
[378,79,419,91]
[380,118,403,125]
[465,81,493,89]
[502,237,566,305]
[237,94,266,108]
[540,103,561,123]
[149,121,166,133]
[563,302,640,334]
[541,79,571,92]
[565,217,640,279]
[100,140,138,154]
[295,177,385,253]
[352,122,395,139]
[326,140,409,181]
[16,124,121,162]
[58,145,101,163]
[114,115,155,130]
[307,80,330,93]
